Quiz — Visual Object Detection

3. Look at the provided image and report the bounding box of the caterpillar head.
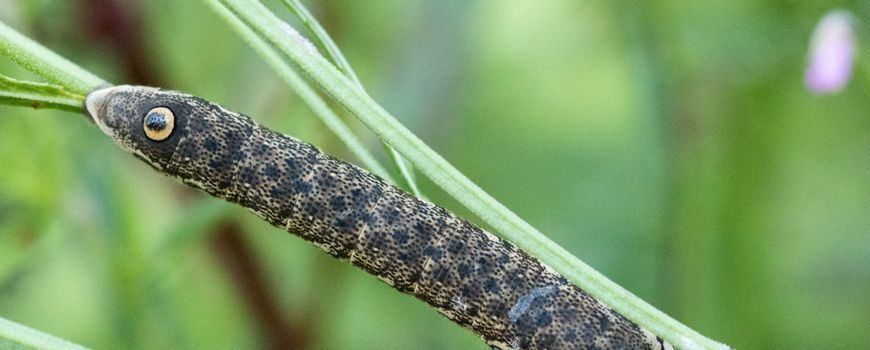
[85,85,193,171]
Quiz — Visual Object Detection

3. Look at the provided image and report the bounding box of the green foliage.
[1,1,870,350]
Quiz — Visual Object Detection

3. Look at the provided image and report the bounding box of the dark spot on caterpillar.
[362,212,376,227]
[448,239,465,255]
[329,196,347,212]
[305,201,325,217]
[433,266,449,283]
[223,128,239,140]
[334,216,352,230]
[460,282,483,301]
[505,269,525,290]
[413,222,430,236]
[564,328,578,342]
[409,269,422,284]
[384,207,400,225]
[594,310,611,332]
[498,238,515,252]
[519,337,532,349]
[284,156,298,170]
[208,158,233,173]
[457,263,473,278]
[295,180,312,194]
[497,251,511,264]
[321,174,336,187]
[269,187,287,199]
[264,164,281,178]
[393,227,409,244]
[203,137,220,152]
[368,231,387,250]
[536,334,556,349]
[428,246,444,261]
[230,149,247,164]
[484,278,501,294]
[536,310,553,327]
[476,256,494,274]
[306,151,318,164]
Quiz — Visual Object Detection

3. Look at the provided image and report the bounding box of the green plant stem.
[0,74,83,112]
[280,0,360,85]
[210,1,729,349]
[0,316,90,350]
[280,0,422,196]
[205,0,394,183]
[386,145,422,195]
[0,20,105,95]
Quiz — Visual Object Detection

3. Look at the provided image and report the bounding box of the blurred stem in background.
[211,222,309,349]
[717,86,777,349]
[618,0,718,335]
[77,0,161,86]
[628,3,780,349]
[619,0,672,308]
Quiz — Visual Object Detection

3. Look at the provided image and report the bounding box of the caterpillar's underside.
[86,85,673,350]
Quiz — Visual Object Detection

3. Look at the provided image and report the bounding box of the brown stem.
[78,0,161,86]
[211,222,310,350]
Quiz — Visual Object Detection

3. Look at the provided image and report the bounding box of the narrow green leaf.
[208,1,730,349]
[280,0,361,85]
[204,0,395,183]
[386,145,422,196]
[0,21,106,95]
[0,75,84,112]
[280,0,423,196]
[0,316,90,350]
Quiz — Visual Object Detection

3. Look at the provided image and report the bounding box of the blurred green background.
[2,1,869,349]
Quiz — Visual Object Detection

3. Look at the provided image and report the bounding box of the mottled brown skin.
[86,85,674,350]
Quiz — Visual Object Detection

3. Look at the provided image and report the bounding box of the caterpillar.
[85,85,673,350]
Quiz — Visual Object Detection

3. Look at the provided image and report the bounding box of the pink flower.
[805,10,857,94]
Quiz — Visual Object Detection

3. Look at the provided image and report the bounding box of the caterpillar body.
[85,85,673,350]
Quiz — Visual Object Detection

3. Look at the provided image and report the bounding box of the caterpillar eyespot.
[85,85,674,350]
[143,107,174,141]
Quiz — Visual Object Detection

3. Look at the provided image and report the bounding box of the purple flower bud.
[805,10,857,94]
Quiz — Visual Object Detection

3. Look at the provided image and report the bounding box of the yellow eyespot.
[143,107,175,141]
